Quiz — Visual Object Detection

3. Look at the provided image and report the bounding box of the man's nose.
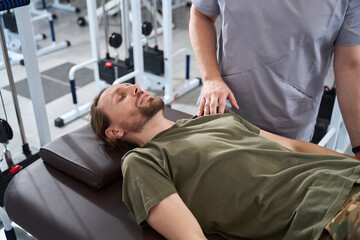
[130,84,141,96]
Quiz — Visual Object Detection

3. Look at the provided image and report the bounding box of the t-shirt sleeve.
[335,0,360,46]
[191,0,220,16]
[121,151,177,226]
[225,109,261,134]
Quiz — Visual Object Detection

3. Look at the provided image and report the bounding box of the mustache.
[135,91,145,106]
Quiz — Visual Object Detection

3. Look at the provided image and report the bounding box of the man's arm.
[260,129,358,160]
[189,5,239,116]
[146,193,207,240]
[334,44,360,159]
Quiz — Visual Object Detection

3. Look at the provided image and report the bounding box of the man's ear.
[105,127,125,139]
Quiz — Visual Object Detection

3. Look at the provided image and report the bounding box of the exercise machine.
[0,10,46,68]
[56,0,199,127]
[54,0,144,127]
[34,0,80,13]
[98,0,134,85]
[54,0,102,127]
[77,0,121,27]
[0,0,51,238]
[77,0,177,33]
[0,1,70,70]
[121,0,200,105]
[29,1,71,57]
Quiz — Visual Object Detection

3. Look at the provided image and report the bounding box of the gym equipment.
[121,0,199,105]
[0,0,47,166]
[2,11,47,51]
[77,0,120,27]
[54,0,103,127]
[98,0,134,85]
[77,0,177,34]
[133,0,165,76]
[0,11,46,69]
[37,0,80,13]
[54,0,141,127]
[55,0,197,127]
[0,90,14,168]
[28,2,71,57]
[0,1,71,70]
[130,21,165,76]
[0,1,49,239]
[0,2,52,148]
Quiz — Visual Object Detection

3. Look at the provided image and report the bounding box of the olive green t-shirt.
[121,110,360,240]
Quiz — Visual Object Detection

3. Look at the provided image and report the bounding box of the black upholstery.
[4,108,225,240]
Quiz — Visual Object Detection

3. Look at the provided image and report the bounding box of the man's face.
[98,83,164,134]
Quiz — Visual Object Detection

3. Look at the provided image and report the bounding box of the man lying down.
[90,83,360,240]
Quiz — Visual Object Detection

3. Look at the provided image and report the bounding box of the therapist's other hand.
[198,79,239,116]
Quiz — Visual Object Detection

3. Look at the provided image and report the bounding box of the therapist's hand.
[198,79,239,116]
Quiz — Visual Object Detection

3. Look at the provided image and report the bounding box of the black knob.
[142,21,153,36]
[109,33,122,49]
[77,17,86,27]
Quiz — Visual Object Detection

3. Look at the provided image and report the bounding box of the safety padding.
[40,107,192,189]
[0,0,30,11]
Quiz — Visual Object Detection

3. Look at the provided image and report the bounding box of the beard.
[121,93,164,133]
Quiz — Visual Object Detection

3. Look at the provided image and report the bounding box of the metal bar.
[123,0,131,58]
[102,0,110,58]
[131,0,144,86]
[153,0,158,47]
[87,0,102,91]
[163,0,173,100]
[0,16,28,146]
[14,5,51,146]
[120,0,129,59]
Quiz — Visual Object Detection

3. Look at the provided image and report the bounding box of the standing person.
[189,0,360,158]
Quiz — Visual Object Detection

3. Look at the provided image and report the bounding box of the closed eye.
[117,93,126,102]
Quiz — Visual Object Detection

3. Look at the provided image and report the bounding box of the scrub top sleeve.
[191,0,220,16]
[335,0,360,46]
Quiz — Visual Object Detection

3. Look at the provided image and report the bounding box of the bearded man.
[90,83,360,240]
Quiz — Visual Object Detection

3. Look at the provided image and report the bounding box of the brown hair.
[90,88,136,152]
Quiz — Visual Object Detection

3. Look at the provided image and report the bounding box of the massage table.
[4,108,225,240]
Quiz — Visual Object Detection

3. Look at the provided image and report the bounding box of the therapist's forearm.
[336,75,360,156]
[334,44,360,157]
[292,139,358,160]
[189,6,221,82]
[260,129,357,160]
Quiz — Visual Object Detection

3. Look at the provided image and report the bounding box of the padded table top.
[5,160,224,240]
[4,107,225,240]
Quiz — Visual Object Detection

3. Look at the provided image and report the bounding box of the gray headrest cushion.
[39,108,191,189]
[40,124,127,189]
